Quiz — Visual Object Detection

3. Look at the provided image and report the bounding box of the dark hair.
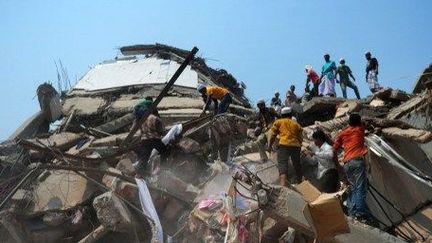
[281,113,292,118]
[312,129,327,142]
[349,113,362,126]
[145,96,153,101]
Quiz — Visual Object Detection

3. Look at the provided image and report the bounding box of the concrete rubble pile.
[0,44,431,243]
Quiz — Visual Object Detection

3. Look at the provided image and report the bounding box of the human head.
[312,129,327,147]
[290,85,295,92]
[134,99,152,119]
[339,58,345,65]
[305,65,312,73]
[197,84,206,94]
[324,53,330,62]
[145,96,153,101]
[365,52,371,60]
[281,107,292,118]
[275,92,280,97]
[257,99,265,110]
[349,113,362,126]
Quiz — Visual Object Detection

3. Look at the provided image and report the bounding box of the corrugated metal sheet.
[74,57,198,91]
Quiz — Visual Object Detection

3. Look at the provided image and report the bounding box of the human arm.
[212,98,219,115]
[267,133,276,152]
[267,122,279,152]
[298,126,303,144]
[201,95,212,116]
[306,75,311,86]
[376,59,379,75]
[332,131,343,160]
[348,67,356,81]
[155,117,165,136]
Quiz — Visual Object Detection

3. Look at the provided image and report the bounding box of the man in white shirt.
[302,129,339,192]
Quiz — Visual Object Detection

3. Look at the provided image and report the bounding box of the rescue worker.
[270,91,282,111]
[336,58,361,99]
[285,85,298,106]
[365,51,381,93]
[255,99,279,161]
[333,113,372,222]
[268,107,303,186]
[319,53,337,97]
[132,99,167,176]
[302,129,339,193]
[305,65,320,97]
[197,84,232,114]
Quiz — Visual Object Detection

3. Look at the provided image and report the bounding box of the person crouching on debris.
[333,113,373,222]
[305,65,320,97]
[336,58,361,99]
[319,53,337,97]
[267,107,303,186]
[255,99,280,161]
[197,84,232,115]
[132,99,167,176]
[302,129,339,193]
[285,85,298,106]
[270,91,282,112]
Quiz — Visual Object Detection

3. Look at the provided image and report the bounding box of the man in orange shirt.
[197,84,232,114]
[267,107,303,186]
[333,113,372,221]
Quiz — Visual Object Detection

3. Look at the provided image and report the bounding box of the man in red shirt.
[305,65,320,97]
[333,113,372,221]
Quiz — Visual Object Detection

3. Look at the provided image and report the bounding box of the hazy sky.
[1,0,431,139]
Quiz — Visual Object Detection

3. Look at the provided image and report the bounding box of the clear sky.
[1,0,431,140]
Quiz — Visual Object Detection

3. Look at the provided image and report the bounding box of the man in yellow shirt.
[197,84,232,114]
[268,107,303,186]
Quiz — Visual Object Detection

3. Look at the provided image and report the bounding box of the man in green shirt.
[336,58,361,99]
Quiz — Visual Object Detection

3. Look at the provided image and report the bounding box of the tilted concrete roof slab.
[74,57,198,91]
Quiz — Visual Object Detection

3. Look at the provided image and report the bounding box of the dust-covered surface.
[0,44,431,242]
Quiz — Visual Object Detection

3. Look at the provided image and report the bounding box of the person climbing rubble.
[255,99,280,161]
[132,99,168,176]
[365,51,381,93]
[270,91,282,112]
[285,85,298,106]
[333,113,373,222]
[336,58,361,99]
[319,53,337,97]
[302,129,339,193]
[197,83,232,115]
[305,65,321,97]
[268,106,303,186]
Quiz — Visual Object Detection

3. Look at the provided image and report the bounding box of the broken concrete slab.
[334,100,361,118]
[62,96,107,116]
[92,191,134,232]
[8,111,50,140]
[382,127,432,143]
[109,96,204,114]
[28,132,82,150]
[90,132,140,147]
[387,93,428,120]
[300,97,346,125]
[30,170,96,214]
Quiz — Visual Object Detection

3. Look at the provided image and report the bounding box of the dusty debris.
[93,191,134,232]
[1,44,432,242]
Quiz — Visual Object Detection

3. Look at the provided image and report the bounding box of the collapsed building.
[0,44,431,243]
